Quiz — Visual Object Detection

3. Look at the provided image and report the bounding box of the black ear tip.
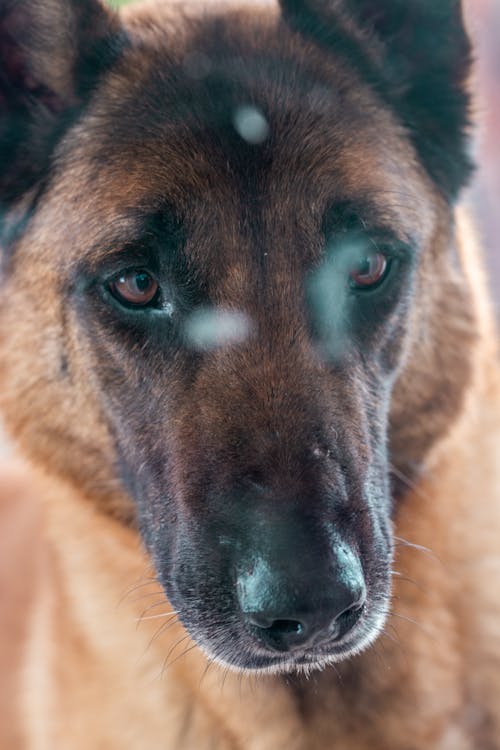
[278,0,472,199]
[0,0,123,205]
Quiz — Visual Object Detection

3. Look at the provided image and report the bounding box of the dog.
[1,0,500,747]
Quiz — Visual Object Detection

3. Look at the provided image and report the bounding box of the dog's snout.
[236,551,367,653]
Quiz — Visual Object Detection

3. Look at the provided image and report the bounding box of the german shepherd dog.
[1,0,500,747]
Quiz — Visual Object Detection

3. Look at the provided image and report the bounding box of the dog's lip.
[224,639,363,673]
[251,636,360,663]
[247,595,391,670]
[236,618,375,669]
[175,591,390,674]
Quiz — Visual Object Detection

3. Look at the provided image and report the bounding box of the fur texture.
[0,0,499,747]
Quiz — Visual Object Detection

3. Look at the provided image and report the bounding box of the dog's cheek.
[389,244,477,487]
[0,249,134,519]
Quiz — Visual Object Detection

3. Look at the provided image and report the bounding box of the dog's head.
[0,0,475,673]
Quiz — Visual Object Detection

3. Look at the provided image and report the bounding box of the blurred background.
[464,0,500,314]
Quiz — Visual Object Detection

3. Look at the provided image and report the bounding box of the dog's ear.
[0,0,124,205]
[279,0,473,199]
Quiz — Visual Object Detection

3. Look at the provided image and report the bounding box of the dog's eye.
[349,251,389,290]
[109,270,160,307]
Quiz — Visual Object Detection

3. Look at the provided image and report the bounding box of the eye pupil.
[358,258,371,276]
[110,269,159,307]
[135,272,153,292]
[349,251,388,289]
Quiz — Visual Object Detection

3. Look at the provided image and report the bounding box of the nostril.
[344,594,365,616]
[331,597,366,641]
[237,551,367,652]
[345,602,363,617]
[247,612,305,636]
[246,612,308,650]
[267,619,304,637]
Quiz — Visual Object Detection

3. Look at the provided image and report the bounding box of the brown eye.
[349,251,389,289]
[109,270,159,307]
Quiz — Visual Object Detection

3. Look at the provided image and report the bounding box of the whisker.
[166,642,199,670]
[388,611,436,641]
[135,599,174,624]
[137,611,179,623]
[219,665,231,693]
[391,569,426,591]
[117,577,159,606]
[379,629,401,647]
[389,464,431,501]
[370,642,391,671]
[393,536,443,567]
[394,536,432,555]
[238,670,245,700]
[379,623,422,662]
[199,660,214,689]
[160,634,192,679]
[147,614,182,651]
[127,591,167,604]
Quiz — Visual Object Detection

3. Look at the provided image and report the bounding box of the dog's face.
[0,0,474,672]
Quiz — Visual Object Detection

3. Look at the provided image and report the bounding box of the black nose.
[237,554,366,653]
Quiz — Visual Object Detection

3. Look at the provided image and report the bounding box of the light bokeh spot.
[184,308,253,350]
[307,237,368,360]
[233,105,270,144]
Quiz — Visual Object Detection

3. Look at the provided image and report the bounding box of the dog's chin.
[189,604,390,676]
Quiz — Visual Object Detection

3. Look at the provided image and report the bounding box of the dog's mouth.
[184,591,391,675]
[154,515,393,675]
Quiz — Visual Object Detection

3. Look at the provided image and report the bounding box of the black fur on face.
[68,17,433,671]
[0,0,473,673]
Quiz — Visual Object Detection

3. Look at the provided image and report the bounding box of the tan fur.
[0,0,499,747]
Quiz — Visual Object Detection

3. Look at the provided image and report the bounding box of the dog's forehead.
[51,6,436,268]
